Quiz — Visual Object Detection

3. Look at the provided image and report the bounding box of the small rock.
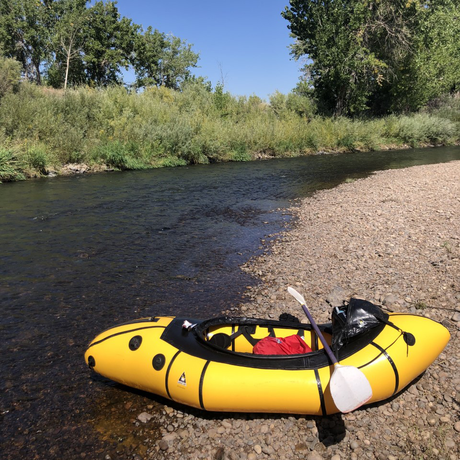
[326,286,346,306]
[162,433,177,442]
[428,417,437,426]
[408,385,419,396]
[444,438,456,448]
[350,440,359,450]
[178,429,188,439]
[262,445,273,455]
[260,423,269,433]
[137,412,153,423]
[158,440,168,451]
[295,442,308,452]
[382,294,400,306]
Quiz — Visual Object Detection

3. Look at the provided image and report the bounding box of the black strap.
[380,318,416,346]
[236,326,260,346]
[377,317,416,356]
[210,326,261,348]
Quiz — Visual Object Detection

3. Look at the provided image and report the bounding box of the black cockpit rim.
[194,315,330,360]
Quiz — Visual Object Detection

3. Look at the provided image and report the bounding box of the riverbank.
[1,83,459,183]
[139,161,460,459]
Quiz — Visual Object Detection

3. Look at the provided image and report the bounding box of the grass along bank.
[1,82,459,182]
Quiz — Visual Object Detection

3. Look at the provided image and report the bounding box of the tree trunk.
[64,42,72,90]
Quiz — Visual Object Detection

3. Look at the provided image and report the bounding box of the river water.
[1,146,460,458]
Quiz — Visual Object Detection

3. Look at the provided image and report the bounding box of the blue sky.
[115,0,301,100]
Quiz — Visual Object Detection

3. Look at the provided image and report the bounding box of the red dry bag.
[253,335,312,355]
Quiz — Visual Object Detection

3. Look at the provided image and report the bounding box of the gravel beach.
[131,161,460,460]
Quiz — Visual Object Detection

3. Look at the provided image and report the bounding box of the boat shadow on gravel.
[89,373,349,448]
[89,370,432,450]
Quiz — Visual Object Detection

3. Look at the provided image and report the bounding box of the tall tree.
[283,0,460,116]
[0,0,55,83]
[282,0,388,116]
[384,0,460,112]
[82,0,138,86]
[47,0,88,89]
[132,26,199,90]
[1,0,199,90]
[132,27,166,88]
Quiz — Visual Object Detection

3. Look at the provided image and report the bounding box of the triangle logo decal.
[178,372,186,386]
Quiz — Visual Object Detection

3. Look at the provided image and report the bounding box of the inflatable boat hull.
[84,313,449,415]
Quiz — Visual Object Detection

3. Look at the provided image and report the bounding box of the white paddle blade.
[288,285,373,412]
[330,364,373,413]
[288,286,306,305]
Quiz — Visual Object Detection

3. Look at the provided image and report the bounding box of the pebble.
[136,412,153,423]
[158,440,168,451]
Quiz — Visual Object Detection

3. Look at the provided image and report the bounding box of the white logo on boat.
[178,372,186,386]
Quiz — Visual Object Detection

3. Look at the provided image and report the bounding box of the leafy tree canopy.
[0,0,55,83]
[282,0,460,116]
[132,26,199,90]
[0,0,200,90]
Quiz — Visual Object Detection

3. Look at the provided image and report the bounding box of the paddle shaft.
[301,304,338,365]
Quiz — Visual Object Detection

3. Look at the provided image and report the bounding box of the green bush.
[394,114,457,147]
[155,156,188,168]
[286,92,317,118]
[91,141,147,170]
[424,93,460,125]
[26,144,51,174]
[0,148,25,182]
[0,56,21,98]
[228,144,251,162]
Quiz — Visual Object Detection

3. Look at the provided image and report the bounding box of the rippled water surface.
[1,147,460,458]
